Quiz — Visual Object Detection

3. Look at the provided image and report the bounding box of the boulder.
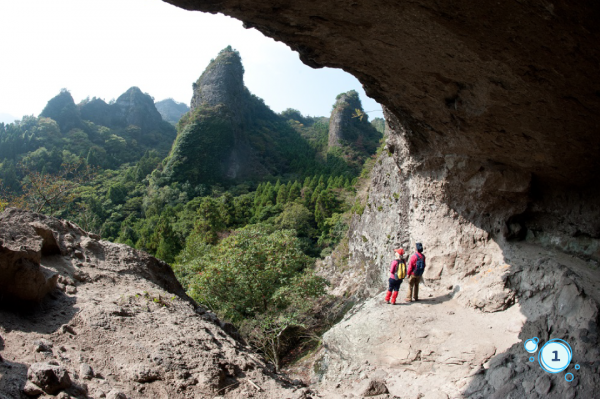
[0,209,58,302]
[27,362,72,395]
[361,379,389,397]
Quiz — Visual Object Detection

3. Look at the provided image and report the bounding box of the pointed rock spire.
[190,46,245,112]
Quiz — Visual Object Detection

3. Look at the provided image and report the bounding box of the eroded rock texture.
[0,209,306,398]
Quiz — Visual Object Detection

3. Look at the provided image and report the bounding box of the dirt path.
[301,283,524,399]
[288,241,600,398]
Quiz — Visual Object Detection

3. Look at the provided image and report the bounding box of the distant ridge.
[155,99,189,125]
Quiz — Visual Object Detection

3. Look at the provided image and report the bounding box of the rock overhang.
[163,0,600,188]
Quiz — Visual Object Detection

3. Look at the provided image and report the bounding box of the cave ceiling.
[164,0,600,187]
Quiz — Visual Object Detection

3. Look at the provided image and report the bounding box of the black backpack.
[414,253,425,276]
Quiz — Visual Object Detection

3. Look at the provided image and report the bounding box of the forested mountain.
[162,47,368,187]
[0,88,176,192]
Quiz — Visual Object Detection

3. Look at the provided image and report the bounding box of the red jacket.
[407,252,425,276]
[389,259,399,279]
[389,258,406,279]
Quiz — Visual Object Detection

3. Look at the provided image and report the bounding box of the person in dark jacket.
[384,248,406,305]
[405,242,426,302]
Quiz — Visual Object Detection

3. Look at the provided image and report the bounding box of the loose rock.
[22,381,44,396]
[107,389,127,399]
[80,363,94,380]
[535,375,552,395]
[33,339,54,353]
[362,379,389,397]
[27,362,72,395]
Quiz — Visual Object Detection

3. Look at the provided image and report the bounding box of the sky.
[0,0,382,124]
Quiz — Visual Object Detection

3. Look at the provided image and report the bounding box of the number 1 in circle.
[552,351,560,362]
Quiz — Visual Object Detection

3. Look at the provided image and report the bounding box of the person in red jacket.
[384,248,406,305]
[406,242,425,302]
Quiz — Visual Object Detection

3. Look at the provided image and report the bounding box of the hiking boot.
[405,298,412,303]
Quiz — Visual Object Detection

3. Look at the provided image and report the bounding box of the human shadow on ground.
[393,284,459,306]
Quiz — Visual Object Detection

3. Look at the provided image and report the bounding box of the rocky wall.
[163,0,600,265]
[350,110,522,311]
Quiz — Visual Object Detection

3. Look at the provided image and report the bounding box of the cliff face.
[160,1,600,397]
[113,87,165,133]
[328,91,364,149]
[190,48,246,114]
[325,117,600,397]
[327,90,383,170]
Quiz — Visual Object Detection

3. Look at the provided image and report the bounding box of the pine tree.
[276,184,289,205]
[334,175,344,188]
[288,181,301,202]
[326,176,334,188]
[317,175,325,186]
[310,185,322,208]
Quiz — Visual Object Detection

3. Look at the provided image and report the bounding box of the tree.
[274,203,314,238]
[276,183,289,204]
[287,181,301,202]
[2,159,95,215]
[239,271,327,371]
[176,225,313,321]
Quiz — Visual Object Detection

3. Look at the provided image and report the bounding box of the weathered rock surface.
[27,362,72,395]
[300,243,600,399]
[313,124,599,397]
[328,91,364,149]
[0,208,306,398]
[113,86,166,133]
[0,213,61,302]
[190,48,246,114]
[165,0,600,189]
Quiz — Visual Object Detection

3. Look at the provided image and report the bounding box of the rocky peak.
[190,46,245,112]
[328,90,365,148]
[40,90,83,133]
[113,86,164,132]
[79,97,113,127]
[77,87,165,134]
